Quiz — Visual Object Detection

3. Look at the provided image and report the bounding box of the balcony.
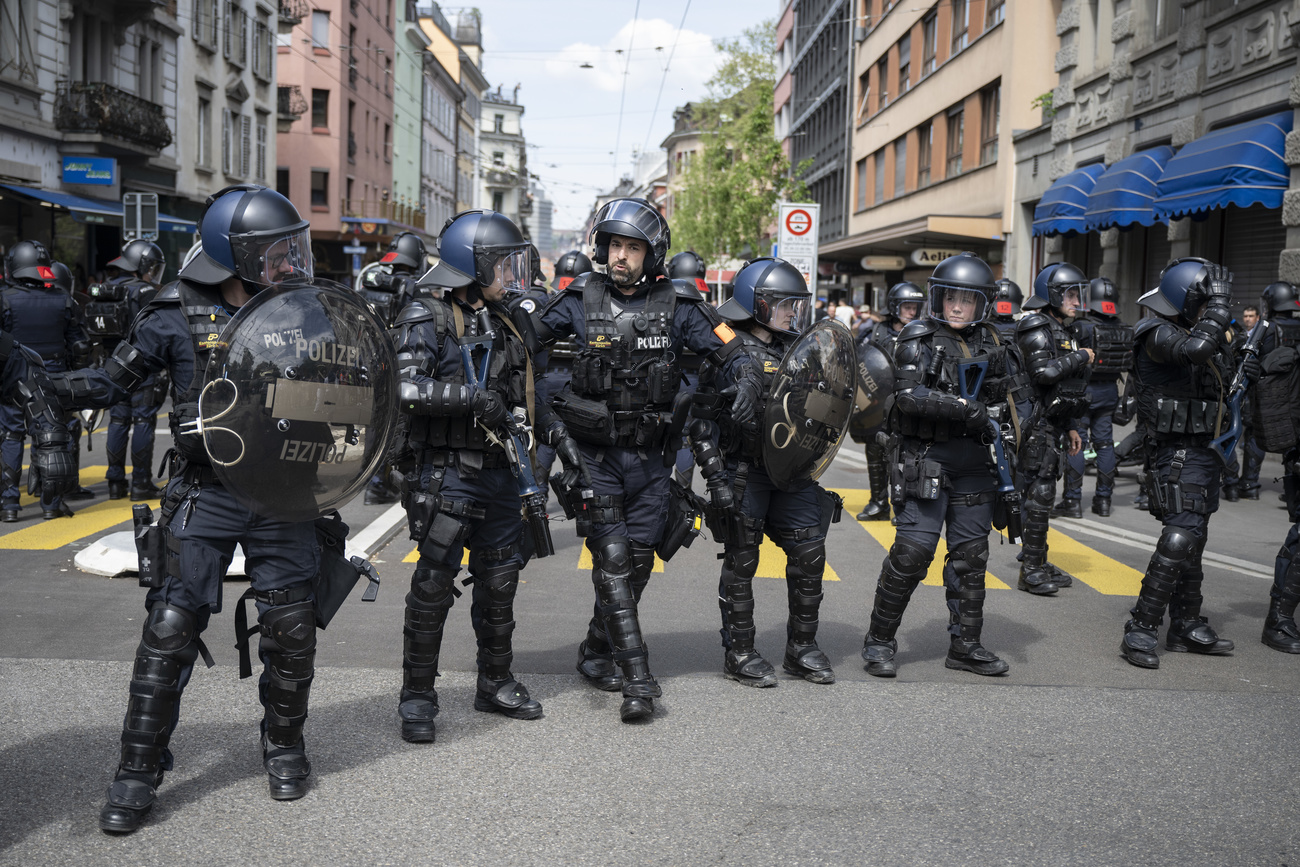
[55,81,172,152]
[278,0,306,26]
[277,84,307,132]
[340,198,426,230]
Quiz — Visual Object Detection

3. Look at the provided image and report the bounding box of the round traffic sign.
[785,209,812,236]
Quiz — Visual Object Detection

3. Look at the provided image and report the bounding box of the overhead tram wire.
[638,0,692,157]
[610,0,641,184]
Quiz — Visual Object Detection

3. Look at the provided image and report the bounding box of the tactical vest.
[1251,317,1300,452]
[1089,319,1134,380]
[1,284,73,362]
[991,318,1018,343]
[1272,317,1300,350]
[404,297,528,455]
[570,274,678,415]
[1032,316,1091,423]
[360,273,413,329]
[869,321,903,358]
[893,322,1020,443]
[83,276,139,341]
[706,329,785,462]
[162,282,234,465]
[1133,320,1230,441]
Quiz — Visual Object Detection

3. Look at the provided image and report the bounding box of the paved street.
[2,425,1299,865]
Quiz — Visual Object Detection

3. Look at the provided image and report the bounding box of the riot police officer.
[856,281,923,522]
[0,240,88,520]
[860,253,1032,678]
[51,185,331,832]
[96,240,167,501]
[1058,277,1133,517]
[393,210,586,742]
[1015,263,1095,594]
[553,249,593,293]
[690,258,840,687]
[1120,257,1245,669]
[990,278,1023,342]
[669,249,709,296]
[534,197,756,722]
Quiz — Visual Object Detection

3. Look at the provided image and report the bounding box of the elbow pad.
[688,419,726,479]
[399,380,474,416]
[104,342,149,392]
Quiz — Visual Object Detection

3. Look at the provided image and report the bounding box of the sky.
[466,0,780,229]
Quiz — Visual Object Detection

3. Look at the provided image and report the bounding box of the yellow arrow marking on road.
[832,488,1012,589]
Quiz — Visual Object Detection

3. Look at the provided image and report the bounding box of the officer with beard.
[860,253,1032,678]
[393,210,587,742]
[856,281,923,522]
[48,185,328,832]
[1014,263,1095,595]
[534,197,757,722]
[690,258,839,687]
[1120,258,1246,669]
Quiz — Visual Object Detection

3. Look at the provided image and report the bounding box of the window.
[383,123,390,163]
[494,113,504,133]
[951,0,969,53]
[311,10,329,49]
[921,11,937,75]
[874,148,886,205]
[856,157,868,211]
[252,20,272,80]
[310,170,328,207]
[986,0,1005,27]
[193,0,220,49]
[894,137,907,198]
[255,116,267,182]
[221,107,231,174]
[224,3,247,65]
[980,84,1000,165]
[916,121,932,187]
[876,57,889,110]
[239,114,251,177]
[492,151,504,167]
[946,105,964,177]
[492,191,504,212]
[276,166,289,197]
[1152,0,1181,39]
[311,88,328,129]
[197,98,211,167]
[856,70,870,123]
[897,34,910,95]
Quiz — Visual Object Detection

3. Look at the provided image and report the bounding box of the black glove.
[705,474,734,511]
[962,398,989,431]
[470,387,509,429]
[724,370,763,427]
[1205,263,1233,301]
[1242,352,1262,384]
[548,423,592,489]
[28,426,76,499]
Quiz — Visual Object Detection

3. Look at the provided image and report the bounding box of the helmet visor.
[230,226,314,287]
[489,247,530,294]
[927,285,989,327]
[760,293,811,335]
[1059,284,1088,315]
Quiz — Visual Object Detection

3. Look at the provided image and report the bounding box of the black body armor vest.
[569,274,679,415]
[1,283,74,363]
[1133,319,1230,441]
[1271,317,1300,350]
[359,273,414,329]
[893,322,1020,443]
[1089,318,1134,380]
[869,320,903,358]
[167,282,234,465]
[83,276,142,341]
[703,329,784,462]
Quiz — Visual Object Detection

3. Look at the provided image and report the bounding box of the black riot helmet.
[925,252,996,328]
[417,209,529,298]
[181,184,312,289]
[717,257,812,336]
[1088,277,1121,319]
[992,278,1023,320]
[553,249,593,292]
[108,239,166,285]
[45,261,73,294]
[1139,257,1226,327]
[669,250,709,295]
[1028,262,1090,314]
[590,197,670,274]
[886,281,925,322]
[380,231,428,273]
[4,240,54,286]
[1261,281,1300,319]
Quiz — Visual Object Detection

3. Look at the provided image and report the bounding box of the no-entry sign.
[777,202,820,292]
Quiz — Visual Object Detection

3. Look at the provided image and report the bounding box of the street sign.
[123,192,159,242]
[342,245,367,255]
[860,255,907,271]
[777,202,820,293]
[62,156,115,185]
[910,247,965,267]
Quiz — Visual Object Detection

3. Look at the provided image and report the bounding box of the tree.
[670,21,809,268]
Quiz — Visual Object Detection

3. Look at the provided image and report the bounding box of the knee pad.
[1026,478,1056,509]
[260,600,317,656]
[408,566,457,611]
[141,605,198,656]
[888,537,934,576]
[724,545,760,579]
[476,562,519,606]
[590,536,632,575]
[948,538,989,572]
[1155,528,1198,563]
[784,535,826,577]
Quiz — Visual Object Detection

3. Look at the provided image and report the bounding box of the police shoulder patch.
[520,298,537,313]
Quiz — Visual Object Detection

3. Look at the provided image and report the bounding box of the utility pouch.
[132,503,166,589]
[657,478,703,561]
[818,488,844,536]
[312,512,380,629]
[900,454,941,501]
[553,390,616,445]
[405,488,439,542]
[416,501,478,564]
[573,356,612,395]
[646,359,677,405]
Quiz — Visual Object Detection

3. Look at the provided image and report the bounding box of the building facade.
[1010,0,1300,322]
[415,2,463,239]
[391,0,428,241]
[479,85,530,235]
[815,0,1055,307]
[454,10,486,213]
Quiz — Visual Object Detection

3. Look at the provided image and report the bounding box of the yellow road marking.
[577,545,666,573]
[1045,526,1145,596]
[0,497,138,549]
[403,547,470,565]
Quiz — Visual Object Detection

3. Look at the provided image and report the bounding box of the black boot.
[943,539,1008,676]
[1166,563,1234,655]
[108,480,129,500]
[780,534,834,684]
[1223,484,1240,502]
[100,606,198,833]
[856,454,890,521]
[1,501,17,522]
[259,600,316,800]
[1051,497,1082,519]
[1091,496,1112,517]
[591,537,661,721]
[399,566,457,742]
[43,503,74,520]
[862,538,932,678]
[1263,552,1300,653]
[576,633,622,691]
[718,545,776,687]
[1018,506,1061,595]
[1121,528,1191,669]
[470,562,543,719]
[130,481,162,501]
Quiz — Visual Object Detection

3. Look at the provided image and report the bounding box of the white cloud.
[543,18,721,96]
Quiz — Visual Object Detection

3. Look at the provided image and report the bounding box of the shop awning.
[0,183,197,233]
[1031,164,1106,237]
[1151,111,1293,221]
[1083,145,1176,232]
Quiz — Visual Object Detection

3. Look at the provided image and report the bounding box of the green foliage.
[1031,91,1056,120]
[670,20,808,267]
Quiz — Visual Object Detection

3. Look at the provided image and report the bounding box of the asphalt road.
[1,424,1298,865]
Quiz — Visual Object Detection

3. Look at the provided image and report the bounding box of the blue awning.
[1083,145,1176,232]
[1032,164,1107,237]
[0,183,197,233]
[1151,111,1293,221]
